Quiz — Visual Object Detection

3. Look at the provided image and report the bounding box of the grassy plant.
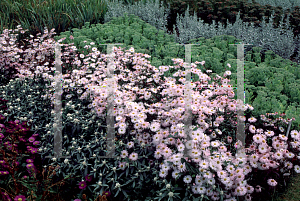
[0,0,110,43]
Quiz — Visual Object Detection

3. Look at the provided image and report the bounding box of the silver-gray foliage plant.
[104,0,298,63]
[104,0,171,34]
[173,8,296,61]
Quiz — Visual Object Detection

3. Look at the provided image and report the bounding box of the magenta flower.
[1,191,12,201]
[85,174,93,182]
[0,133,4,138]
[102,191,111,197]
[2,164,9,169]
[30,148,38,154]
[14,195,26,201]
[28,137,35,143]
[78,181,87,189]
[26,159,34,163]
[0,171,10,175]
[32,141,40,145]
[26,163,34,169]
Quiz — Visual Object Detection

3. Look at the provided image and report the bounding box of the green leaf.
[48,187,57,194]
[64,174,72,180]
[193,196,201,201]
[167,161,173,166]
[115,188,120,197]
[126,167,129,177]
[140,173,143,180]
[182,197,189,201]
[122,189,128,198]
[173,187,184,191]
[118,171,125,179]
[123,179,132,186]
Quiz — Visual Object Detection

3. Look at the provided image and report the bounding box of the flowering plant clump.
[0,97,42,200]
[0,96,87,201]
[0,26,97,200]
[29,40,300,201]
[1,24,300,201]
[1,26,159,200]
